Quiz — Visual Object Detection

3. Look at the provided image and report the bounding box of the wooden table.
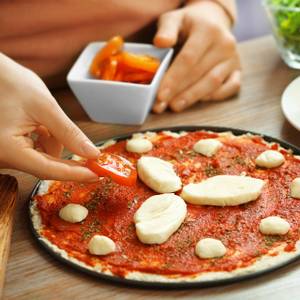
[2,35,300,300]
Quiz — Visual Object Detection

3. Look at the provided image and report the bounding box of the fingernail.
[171,99,187,112]
[155,36,173,48]
[81,141,99,158]
[153,101,167,114]
[159,88,171,102]
[82,168,100,182]
[86,175,100,183]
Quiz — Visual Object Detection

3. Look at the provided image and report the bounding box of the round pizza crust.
[29,126,300,287]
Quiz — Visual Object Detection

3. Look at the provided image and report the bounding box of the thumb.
[153,11,182,48]
[34,98,100,159]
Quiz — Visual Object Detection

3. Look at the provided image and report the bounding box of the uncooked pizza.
[30,129,300,283]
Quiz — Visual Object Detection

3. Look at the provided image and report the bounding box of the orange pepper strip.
[114,70,124,81]
[101,56,119,81]
[123,72,154,84]
[121,52,160,73]
[89,35,124,77]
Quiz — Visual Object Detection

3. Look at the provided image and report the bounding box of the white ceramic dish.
[67,42,173,125]
[281,76,300,131]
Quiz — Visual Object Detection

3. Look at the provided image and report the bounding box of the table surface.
[2,35,300,300]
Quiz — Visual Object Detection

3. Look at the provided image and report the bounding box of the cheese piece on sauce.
[126,138,153,153]
[193,139,222,157]
[59,204,88,223]
[134,194,187,244]
[291,178,300,199]
[195,238,226,259]
[137,156,182,193]
[255,150,285,168]
[132,131,157,141]
[181,175,265,206]
[88,235,116,255]
[98,139,116,150]
[259,216,290,235]
[162,131,187,138]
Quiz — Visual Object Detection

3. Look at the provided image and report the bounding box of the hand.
[0,53,100,181]
[152,0,241,113]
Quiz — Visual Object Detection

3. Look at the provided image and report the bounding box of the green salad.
[269,0,300,54]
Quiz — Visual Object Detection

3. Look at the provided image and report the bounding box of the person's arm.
[0,0,181,87]
[186,0,237,24]
[0,53,100,181]
[153,0,240,113]
[211,0,237,25]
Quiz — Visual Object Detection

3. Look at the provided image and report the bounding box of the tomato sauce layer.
[34,131,300,277]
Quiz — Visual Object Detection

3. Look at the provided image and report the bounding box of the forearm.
[0,0,181,87]
[213,0,237,25]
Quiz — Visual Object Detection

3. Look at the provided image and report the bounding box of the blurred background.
[234,0,270,41]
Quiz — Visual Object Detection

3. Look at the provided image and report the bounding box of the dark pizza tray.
[28,126,300,289]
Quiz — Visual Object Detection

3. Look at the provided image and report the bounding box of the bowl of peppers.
[67,36,173,125]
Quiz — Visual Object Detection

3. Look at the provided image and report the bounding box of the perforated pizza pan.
[28,126,300,289]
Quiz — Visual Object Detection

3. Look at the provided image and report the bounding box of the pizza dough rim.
[30,131,300,283]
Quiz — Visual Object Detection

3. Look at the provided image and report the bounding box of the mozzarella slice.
[291,178,300,199]
[59,204,88,223]
[134,194,187,244]
[181,175,265,206]
[259,216,290,235]
[137,156,182,193]
[255,150,285,168]
[88,235,116,255]
[126,138,153,153]
[195,238,226,259]
[193,139,222,157]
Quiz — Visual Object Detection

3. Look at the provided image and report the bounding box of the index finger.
[31,96,99,159]
[10,147,99,182]
[157,29,212,104]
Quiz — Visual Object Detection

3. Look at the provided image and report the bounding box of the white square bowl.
[67,42,173,125]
